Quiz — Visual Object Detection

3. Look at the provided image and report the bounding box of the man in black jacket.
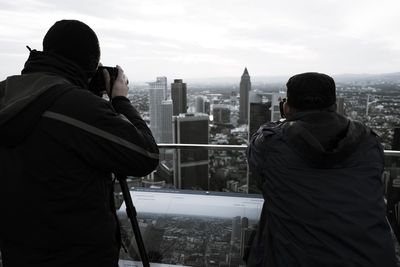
[0,20,159,267]
[246,72,396,266]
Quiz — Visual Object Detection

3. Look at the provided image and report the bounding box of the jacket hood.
[0,50,86,147]
[22,49,89,88]
[282,110,370,166]
[0,74,69,125]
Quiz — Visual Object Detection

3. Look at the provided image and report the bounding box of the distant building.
[240,217,252,258]
[239,68,251,124]
[160,99,173,143]
[231,216,241,243]
[142,224,165,261]
[172,113,209,189]
[213,104,231,124]
[269,92,286,122]
[171,79,187,116]
[337,97,345,115]
[249,92,271,137]
[204,100,211,115]
[248,92,285,138]
[195,96,205,113]
[230,91,238,106]
[149,77,168,142]
[393,127,400,150]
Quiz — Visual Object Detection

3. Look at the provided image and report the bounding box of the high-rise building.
[230,91,238,106]
[240,217,253,258]
[204,100,211,115]
[172,113,209,189]
[213,104,231,125]
[270,92,286,122]
[337,97,345,115]
[160,99,173,143]
[195,96,205,113]
[231,216,241,243]
[392,127,400,150]
[171,79,187,116]
[239,68,251,124]
[248,92,285,138]
[249,92,271,137]
[149,77,168,142]
[148,76,168,100]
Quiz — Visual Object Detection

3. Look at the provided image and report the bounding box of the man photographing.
[0,20,159,267]
[246,72,396,266]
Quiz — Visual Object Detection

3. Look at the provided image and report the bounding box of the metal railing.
[384,150,400,156]
[158,143,400,155]
[157,143,248,150]
[152,144,400,193]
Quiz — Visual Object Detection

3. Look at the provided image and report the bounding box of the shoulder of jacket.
[252,121,285,146]
[261,120,285,135]
[48,86,115,118]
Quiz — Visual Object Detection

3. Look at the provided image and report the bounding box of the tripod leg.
[118,176,150,267]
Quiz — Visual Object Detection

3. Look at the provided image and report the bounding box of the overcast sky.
[1,0,400,82]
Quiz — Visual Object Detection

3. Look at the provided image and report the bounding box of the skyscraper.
[249,92,271,137]
[171,79,187,116]
[337,97,345,115]
[172,113,209,189]
[204,100,211,115]
[248,92,285,138]
[160,99,173,143]
[195,96,205,113]
[393,127,400,150]
[239,68,251,124]
[269,92,286,122]
[149,77,168,142]
[231,216,241,243]
[213,104,231,125]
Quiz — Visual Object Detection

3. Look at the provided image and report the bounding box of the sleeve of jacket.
[246,122,280,187]
[45,90,159,177]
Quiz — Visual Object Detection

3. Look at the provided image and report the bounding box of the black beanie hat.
[43,20,100,77]
[286,72,336,110]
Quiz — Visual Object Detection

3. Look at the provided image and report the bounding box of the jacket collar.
[21,50,90,89]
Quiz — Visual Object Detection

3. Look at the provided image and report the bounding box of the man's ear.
[283,101,296,118]
[283,101,291,117]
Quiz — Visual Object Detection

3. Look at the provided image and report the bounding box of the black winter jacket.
[0,51,159,267]
[246,110,396,267]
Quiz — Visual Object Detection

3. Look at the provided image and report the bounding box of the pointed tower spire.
[239,67,251,124]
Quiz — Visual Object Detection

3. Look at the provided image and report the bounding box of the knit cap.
[43,19,100,77]
[286,72,336,110]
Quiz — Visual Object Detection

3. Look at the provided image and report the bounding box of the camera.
[88,66,118,97]
[279,97,287,118]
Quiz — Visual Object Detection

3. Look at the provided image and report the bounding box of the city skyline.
[1,0,400,82]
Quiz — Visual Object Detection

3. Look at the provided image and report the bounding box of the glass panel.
[114,148,400,266]
[117,189,263,267]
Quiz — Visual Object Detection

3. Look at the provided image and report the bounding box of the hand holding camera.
[89,65,129,99]
[109,65,129,99]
